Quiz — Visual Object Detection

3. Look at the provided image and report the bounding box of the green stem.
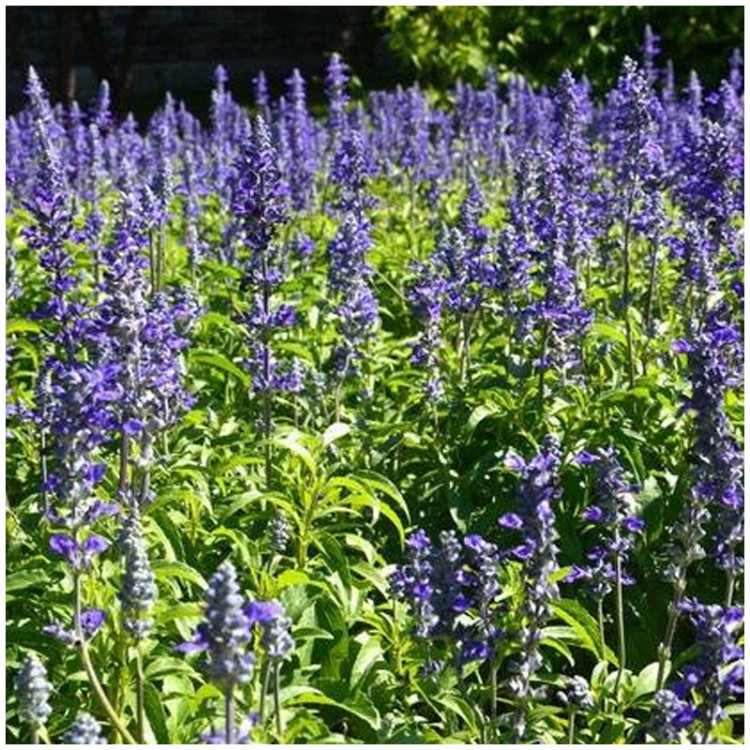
[30,725,39,745]
[225,686,235,744]
[622,196,636,390]
[273,662,283,739]
[261,249,273,493]
[392,598,403,679]
[135,645,146,744]
[643,239,659,337]
[79,642,137,744]
[537,323,549,417]
[119,432,130,497]
[568,707,576,744]
[725,571,736,608]
[259,661,272,724]
[40,429,49,516]
[73,568,83,637]
[159,224,167,290]
[490,663,498,741]
[148,231,156,299]
[656,581,685,691]
[597,597,606,663]
[297,486,321,569]
[138,467,151,509]
[613,550,627,695]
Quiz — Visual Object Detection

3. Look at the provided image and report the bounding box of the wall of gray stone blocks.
[6,6,394,114]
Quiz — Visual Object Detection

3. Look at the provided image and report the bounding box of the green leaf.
[286,688,380,731]
[275,433,317,475]
[551,599,618,665]
[293,626,334,642]
[349,636,384,690]
[154,601,203,626]
[591,321,627,347]
[350,470,410,520]
[466,403,499,435]
[152,560,208,590]
[323,422,351,447]
[6,569,49,594]
[277,569,311,589]
[540,625,577,665]
[144,682,170,743]
[432,693,479,732]
[6,319,42,335]
[633,661,667,699]
[350,561,390,598]
[190,349,249,386]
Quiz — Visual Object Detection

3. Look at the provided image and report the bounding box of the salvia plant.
[6,38,743,745]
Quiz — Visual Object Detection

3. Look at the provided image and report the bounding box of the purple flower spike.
[81,609,106,635]
[463,534,486,552]
[505,452,527,472]
[122,419,144,434]
[499,512,524,530]
[83,534,109,555]
[564,565,590,583]
[583,506,604,522]
[43,621,77,646]
[512,542,535,560]
[407,529,432,551]
[86,464,108,484]
[566,446,643,599]
[49,534,77,562]
[622,516,645,533]
[574,450,599,466]
[244,600,283,626]
[175,623,209,654]
[452,594,471,613]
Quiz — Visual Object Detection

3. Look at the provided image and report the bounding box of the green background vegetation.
[378,6,744,92]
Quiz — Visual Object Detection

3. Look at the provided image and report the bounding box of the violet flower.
[503,436,562,740]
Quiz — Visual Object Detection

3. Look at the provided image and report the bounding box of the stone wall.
[6,6,394,113]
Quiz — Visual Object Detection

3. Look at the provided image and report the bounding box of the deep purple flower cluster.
[146,99,175,230]
[325,53,350,155]
[250,600,295,661]
[669,307,743,584]
[64,712,108,744]
[501,436,562,739]
[565,446,643,599]
[94,180,197,496]
[268,513,292,553]
[601,57,665,236]
[117,509,157,640]
[513,148,592,379]
[178,564,297,672]
[22,68,79,349]
[651,599,743,741]
[433,179,490,317]
[177,561,296,741]
[408,258,447,401]
[232,115,302,396]
[461,533,502,664]
[327,212,379,381]
[327,111,380,382]
[392,528,504,672]
[14,653,53,730]
[177,561,255,688]
[281,69,316,211]
[675,114,743,279]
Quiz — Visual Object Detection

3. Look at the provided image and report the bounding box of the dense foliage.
[6,37,744,745]
[379,7,743,93]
